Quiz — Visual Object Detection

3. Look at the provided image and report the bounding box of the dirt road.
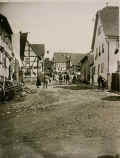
[0,84,120,158]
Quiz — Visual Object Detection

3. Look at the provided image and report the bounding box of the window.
[25,57,30,64]
[99,46,101,56]
[101,63,104,73]
[102,44,104,53]
[115,49,119,54]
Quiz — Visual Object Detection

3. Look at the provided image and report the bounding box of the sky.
[0,0,119,58]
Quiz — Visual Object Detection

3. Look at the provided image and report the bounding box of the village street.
[0,83,120,158]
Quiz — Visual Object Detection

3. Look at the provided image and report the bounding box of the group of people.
[36,75,51,89]
[58,73,70,84]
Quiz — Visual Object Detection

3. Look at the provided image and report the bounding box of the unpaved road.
[0,84,120,158]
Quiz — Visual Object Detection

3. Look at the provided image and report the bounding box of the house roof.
[53,52,85,65]
[80,54,88,63]
[31,44,45,59]
[91,6,119,50]
[0,14,12,34]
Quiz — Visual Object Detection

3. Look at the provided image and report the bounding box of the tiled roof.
[31,44,45,58]
[101,6,119,36]
[53,52,86,65]
[91,6,119,50]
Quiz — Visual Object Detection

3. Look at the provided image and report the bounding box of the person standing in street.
[66,73,69,84]
[43,75,49,88]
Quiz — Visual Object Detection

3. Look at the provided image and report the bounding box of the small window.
[102,44,104,53]
[99,46,101,56]
[115,48,119,54]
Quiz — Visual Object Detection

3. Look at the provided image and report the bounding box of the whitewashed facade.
[0,14,13,82]
[55,62,66,73]
[91,6,119,87]
[22,41,44,80]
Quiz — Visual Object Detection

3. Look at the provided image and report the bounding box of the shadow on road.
[102,96,120,101]
[57,84,94,90]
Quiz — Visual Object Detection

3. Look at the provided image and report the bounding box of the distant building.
[0,14,13,82]
[53,52,85,74]
[80,53,90,83]
[91,6,119,86]
[12,33,22,83]
[21,41,45,81]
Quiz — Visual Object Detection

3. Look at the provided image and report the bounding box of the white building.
[53,52,84,74]
[0,14,13,82]
[22,41,45,81]
[12,33,22,67]
[91,6,119,87]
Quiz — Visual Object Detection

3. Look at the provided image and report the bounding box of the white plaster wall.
[93,16,108,84]
[92,15,118,86]
[0,37,11,79]
[12,33,22,67]
[109,39,119,73]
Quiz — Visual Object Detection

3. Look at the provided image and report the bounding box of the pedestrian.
[59,73,63,84]
[66,73,69,84]
[97,75,101,88]
[43,75,49,88]
[72,75,76,84]
[64,74,66,83]
[101,77,106,90]
[36,76,41,88]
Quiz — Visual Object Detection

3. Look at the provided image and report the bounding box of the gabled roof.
[0,14,12,34]
[31,44,45,58]
[53,52,85,65]
[91,6,119,50]
[80,54,88,63]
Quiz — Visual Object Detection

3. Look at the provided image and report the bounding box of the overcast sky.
[0,0,119,57]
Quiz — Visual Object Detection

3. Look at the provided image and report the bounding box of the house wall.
[81,58,90,82]
[93,16,108,85]
[109,38,119,73]
[23,42,43,81]
[92,15,119,87]
[12,33,22,67]
[0,24,13,82]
